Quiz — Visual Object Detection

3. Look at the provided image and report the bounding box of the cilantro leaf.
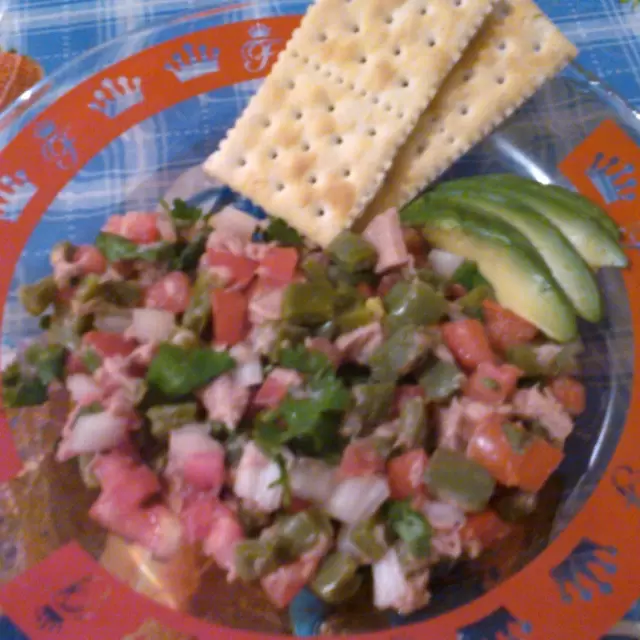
[24,343,66,385]
[96,232,175,263]
[162,198,203,229]
[386,500,433,558]
[263,218,304,247]
[171,232,208,272]
[277,344,333,377]
[146,343,235,398]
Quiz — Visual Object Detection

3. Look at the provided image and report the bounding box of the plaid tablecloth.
[0,0,639,638]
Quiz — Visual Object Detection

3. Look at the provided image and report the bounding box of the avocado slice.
[427,188,602,322]
[441,174,620,240]
[436,177,627,268]
[401,201,577,342]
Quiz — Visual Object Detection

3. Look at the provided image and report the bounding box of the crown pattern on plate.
[0,170,36,222]
[550,538,618,603]
[248,22,272,39]
[165,43,221,82]
[456,607,532,640]
[88,77,144,118]
[587,152,637,204]
[612,465,640,508]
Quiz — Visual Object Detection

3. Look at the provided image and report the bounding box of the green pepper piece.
[425,448,496,512]
[386,499,433,558]
[327,230,377,274]
[334,281,362,313]
[311,552,362,604]
[314,319,338,341]
[234,538,282,581]
[19,276,57,316]
[419,359,464,401]
[369,325,433,382]
[300,256,333,289]
[506,344,579,378]
[451,260,489,290]
[337,304,375,333]
[24,343,66,385]
[384,280,448,331]
[147,403,200,439]
[2,362,48,408]
[268,322,310,360]
[96,232,175,263]
[282,283,335,326]
[397,396,427,449]
[276,508,333,558]
[458,285,494,318]
[78,454,100,489]
[169,327,200,349]
[352,383,394,427]
[182,272,212,335]
[349,519,388,562]
[277,344,334,377]
[81,349,102,373]
[415,268,447,291]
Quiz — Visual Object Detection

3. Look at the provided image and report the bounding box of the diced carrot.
[464,362,523,405]
[461,510,513,552]
[549,376,586,416]
[441,318,497,370]
[258,247,299,284]
[482,299,538,352]
[211,289,248,347]
[387,449,428,500]
[518,438,564,493]
[206,250,258,289]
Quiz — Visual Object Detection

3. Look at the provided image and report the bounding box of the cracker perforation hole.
[334,135,344,145]
[287,80,296,90]
[318,32,328,42]
[368,128,377,137]
[416,144,427,155]
[462,71,473,82]
[498,41,507,51]
[301,141,310,152]
[394,47,401,56]
[359,55,367,64]
[269,150,278,160]
[419,6,427,15]
[460,105,469,116]
[276,182,285,192]
[351,24,360,33]
[533,42,542,53]
[384,103,393,112]
[428,37,437,48]
[385,15,393,24]
[446,135,455,144]
[238,158,247,167]
[371,95,380,105]
[343,169,352,178]
[309,175,318,185]
[359,88,367,98]
[400,79,410,88]
[262,117,271,128]
[316,207,325,217]
[327,104,335,113]
[496,76,506,85]
[293,110,303,120]
[454,0,463,6]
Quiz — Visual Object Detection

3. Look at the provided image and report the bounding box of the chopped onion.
[60,411,128,459]
[230,343,263,388]
[130,308,175,343]
[94,310,133,333]
[324,476,389,524]
[66,374,101,404]
[214,205,260,240]
[428,249,465,278]
[289,457,338,504]
[422,501,466,531]
[168,424,223,467]
[373,548,407,610]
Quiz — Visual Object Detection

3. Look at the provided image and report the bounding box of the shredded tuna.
[335,322,383,365]
[362,208,410,274]
[512,386,574,441]
[201,373,250,430]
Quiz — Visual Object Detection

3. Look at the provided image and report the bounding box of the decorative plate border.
[0,11,639,640]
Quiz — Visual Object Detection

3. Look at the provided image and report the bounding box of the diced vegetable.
[164,198,203,229]
[428,249,465,279]
[384,280,448,331]
[425,448,496,512]
[130,308,175,343]
[276,509,332,558]
[386,499,433,558]
[351,383,394,428]
[262,218,304,248]
[211,289,248,347]
[82,331,137,358]
[75,276,142,307]
[441,319,497,370]
[19,276,57,316]
[326,231,377,274]
[2,362,48,408]
[206,250,257,288]
[277,345,333,377]
[493,490,538,522]
[95,232,174,263]
[397,397,427,450]
[325,476,390,524]
[311,552,362,604]
[450,260,488,290]
[23,343,66,384]
[147,403,199,439]
[517,437,564,492]
[460,510,513,555]
[259,247,299,284]
[387,449,428,500]
[464,362,522,405]
[145,271,191,314]
[482,299,538,352]
[457,285,493,318]
[548,376,586,416]
[235,538,282,581]
[338,440,386,478]
[182,271,212,335]
[146,343,235,398]
[419,359,464,402]
[347,518,388,562]
[336,304,376,333]
[282,283,334,326]
[369,325,433,382]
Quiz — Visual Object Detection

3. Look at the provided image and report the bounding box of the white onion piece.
[94,311,132,333]
[130,308,175,343]
[168,424,223,468]
[214,205,260,240]
[61,412,127,458]
[289,458,338,505]
[230,343,263,388]
[324,476,390,525]
[373,548,407,610]
[422,501,466,531]
[66,374,101,404]
[428,249,465,278]
[234,441,286,513]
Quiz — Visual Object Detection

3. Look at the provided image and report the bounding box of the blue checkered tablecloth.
[0,0,639,638]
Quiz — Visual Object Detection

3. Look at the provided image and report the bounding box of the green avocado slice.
[401,201,578,342]
[426,188,602,322]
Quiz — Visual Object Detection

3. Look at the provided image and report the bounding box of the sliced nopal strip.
[364,0,577,219]
[204,0,495,246]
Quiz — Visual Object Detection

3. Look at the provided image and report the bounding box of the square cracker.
[204,0,495,246]
[363,0,577,218]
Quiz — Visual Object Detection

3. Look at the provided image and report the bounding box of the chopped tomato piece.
[549,376,586,416]
[464,362,523,405]
[258,247,299,284]
[466,415,523,486]
[103,212,161,244]
[56,286,76,305]
[206,250,258,289]
[339,440,386,479]
[441,319,497,370]
[518,438,564,493]
[82,331,138,358]
[180,493,215,543]
[66,352,89,375]
[482,299,538,352]
[260,554,320,609]
[387,449,428,500]
[461,510,513,552]
[253,369,301,409]
[393,385,426,414]
[211,289,248,347]
[74,245,107,275]
[145,271,191,314]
